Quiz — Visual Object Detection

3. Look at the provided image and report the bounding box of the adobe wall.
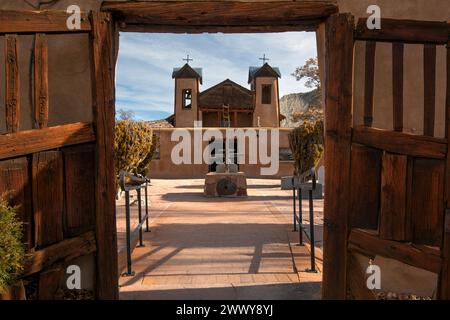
[335,0,449,137]
[148,127,294,179]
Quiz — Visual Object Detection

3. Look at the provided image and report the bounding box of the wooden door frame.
[100,0,353,300]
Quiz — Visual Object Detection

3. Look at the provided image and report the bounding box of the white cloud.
[116,32,317,120]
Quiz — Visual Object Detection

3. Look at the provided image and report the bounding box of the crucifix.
[183,54,193,64]
[259,54,269,64]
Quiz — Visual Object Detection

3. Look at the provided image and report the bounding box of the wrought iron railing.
[119,171,150,276]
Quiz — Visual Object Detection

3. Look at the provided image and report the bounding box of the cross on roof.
[183,54,193,64]
[259,54,270,64]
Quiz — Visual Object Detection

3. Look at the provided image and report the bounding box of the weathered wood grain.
[32,151,64,248]
[22,231,96,276]
[349,228,441,274]
[0,157,33,250]
[90,12,119,300]
[0,122,95,160]
[34,33,49,129]
[38,265,63,300]
[347,252,377,300]
[392,42,404,132]
[424,44,437,137]
[103,1,338,31]
[363,41,376,127]
[322,13,354,300]
[352,126,447,159]
[355,18,450,44]
[380,153,410,241]
[63,145,96,237]
[5,34,20,133]
[0,10,91,33]
[349,144,382,230]
[409,159,445,246]
[441,44,450,299]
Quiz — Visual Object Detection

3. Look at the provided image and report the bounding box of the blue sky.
[116,32,317,121]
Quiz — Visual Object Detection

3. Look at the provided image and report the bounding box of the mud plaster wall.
[336,0,449,137]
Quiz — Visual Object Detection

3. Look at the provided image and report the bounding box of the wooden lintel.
[103,1,338,31]
[0,122,95,160]
[22,231,96,277]
[352,126,447,159]
[0,10,91,34]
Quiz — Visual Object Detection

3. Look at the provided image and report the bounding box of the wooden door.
[0,11,118,299]
[323,15,450,299]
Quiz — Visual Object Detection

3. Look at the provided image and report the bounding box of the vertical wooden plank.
[63,145,96,237]
[5,34,20,133]
[38,265,63,300]
[363,41,376,127]
[349,144,382,230]
[34,33,48,129]
[441,42,450,299]
[0,157,33,250]
[234,111,238,127]
[409,158,444,246]
[322,13,354,300]
[379,153,411,241]
[32,151,64,248]
[90,12,119,300]
[424,44,436,137]
[392,42,404,132]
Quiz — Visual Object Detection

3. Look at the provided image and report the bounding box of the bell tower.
[248,57,281,127]
[172,56,202,127]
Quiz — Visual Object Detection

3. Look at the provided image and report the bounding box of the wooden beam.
[22,231,96,277]
[90,12,119,300]
[322,13,354,300]
[349,144,381,230]
[103,1,338,31]
[0,122,95,160]
[34,33,49,129]
[392,42,404,132]
[441,43,450,299]
[0,10,91,34]
[355,18,450,44]
[32,151,64,248]
[424,44,437,137]
[379,153,410,241]
[5,34,20,133]
[352,126,447,159]
[349,228,442,274]
[363,41,376,127]
[347,252,377,300]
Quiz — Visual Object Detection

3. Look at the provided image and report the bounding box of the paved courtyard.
[116,179,324,300]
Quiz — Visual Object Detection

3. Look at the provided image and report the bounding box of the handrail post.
[137,188,144,247]
[298,187,303,246]
[293,182,297,232]
[123,190,135,276]
[145,182,150,232]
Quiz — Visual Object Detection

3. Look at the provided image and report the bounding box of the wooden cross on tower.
[259,54,270,64]
[183,54,193,64]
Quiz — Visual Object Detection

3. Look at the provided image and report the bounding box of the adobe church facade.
[172,62,281,128]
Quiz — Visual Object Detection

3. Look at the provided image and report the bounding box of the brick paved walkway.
[118,179,323,300]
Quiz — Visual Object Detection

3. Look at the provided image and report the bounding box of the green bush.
[0,196,24,293]
[289,119,324,177]
[114,120,154,180]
